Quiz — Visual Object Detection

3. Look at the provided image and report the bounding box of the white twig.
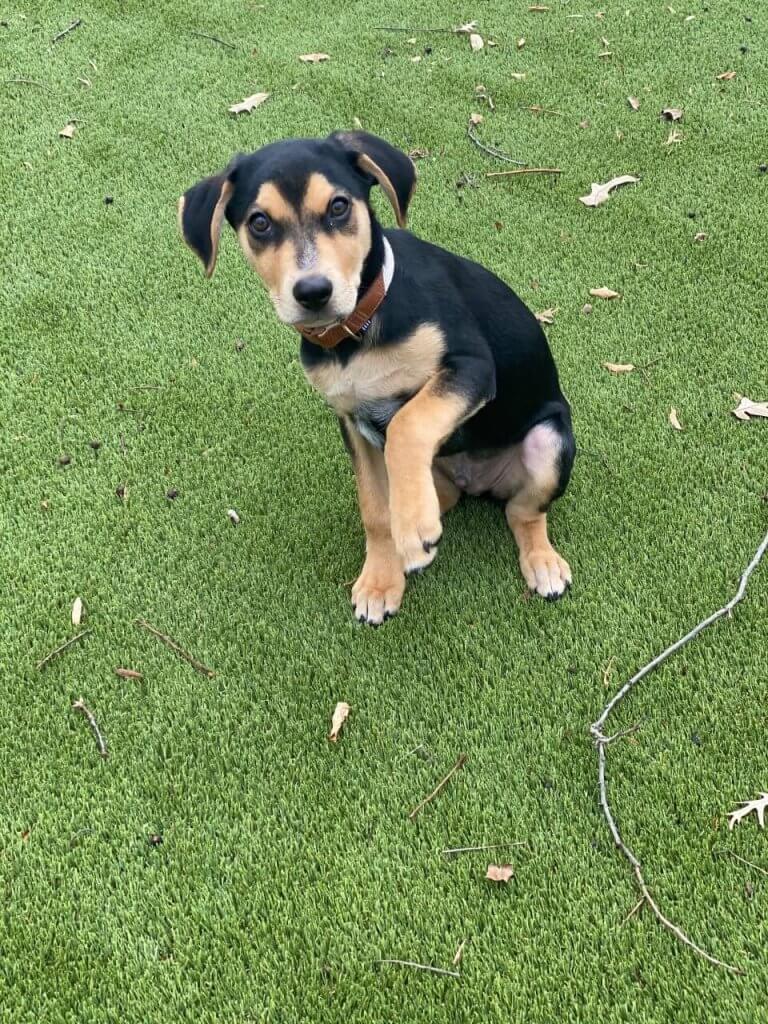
[72,698,108,758]
[590,526,768,975]
[442,841,527,856]
[375,959,460,978]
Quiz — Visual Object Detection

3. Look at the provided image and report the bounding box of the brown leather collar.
[294,238,394,349]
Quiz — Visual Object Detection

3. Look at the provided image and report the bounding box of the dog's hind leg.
[504,418,574,600]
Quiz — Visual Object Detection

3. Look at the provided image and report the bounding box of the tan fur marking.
[304,322,445,415]
[505,511,571,598]
[385,377,473,571]
[205,180,233,277]
[314,198,370,283]
[345,420,405,623]
[237,223,297,293]
[252,182,296,224]
[303,172,336,216]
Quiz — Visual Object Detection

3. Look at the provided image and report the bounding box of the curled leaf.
[693,232,707,242]
[732,396,768,421]
[535,308,557,325]
[603,362,635,374]
[669,407,683,431]
[486,864,514,882]
[716,70,736,81]
[328,701,350,742]
[469,33,484,51]
[299,53,330,62]
[628,96,640,111]
[590,286,620,300]
[728,792,768,830]
[71,596,84,626]
[228,92,270,114]
[579,174,639,207]
[661,107,683,121]
[59,123,76,139]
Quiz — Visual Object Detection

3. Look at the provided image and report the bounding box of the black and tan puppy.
[179,132,575,624]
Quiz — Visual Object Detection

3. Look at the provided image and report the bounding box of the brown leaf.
[728,792,768,830]
[227,508,241,525]
[603,362,635,374]
[732,396,768,421]
[661,107,683,121]
[115,668,143,680]
[328,701,350,742]
[535,307,557,325]
[298,53,330,62]
[469,33,484,51]
[469,112,484,126]
[579,174,639,207]
[71,597,84,626]
[486,864,514,882]
[228,92,270,114]
[669,407,683,431]
[590,286,620,300]
[716,70,736,81]
[59,123,76,139]
[693,232,707,242]
[628,96,640,111]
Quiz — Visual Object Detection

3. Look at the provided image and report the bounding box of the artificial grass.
[2,1,768,1021]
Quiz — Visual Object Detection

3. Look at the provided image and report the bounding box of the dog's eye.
[329,196,350,219]
[249,211,271,235]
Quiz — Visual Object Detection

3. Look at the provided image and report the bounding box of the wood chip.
[328,701,350,742]
[115,668,143,680]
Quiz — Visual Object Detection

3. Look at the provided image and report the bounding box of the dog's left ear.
[330,131,416,227]
[177,173,234,277]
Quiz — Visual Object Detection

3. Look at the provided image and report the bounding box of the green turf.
[2,1,768,1020]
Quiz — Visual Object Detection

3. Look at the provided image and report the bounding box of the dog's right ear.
[177,173,234,278]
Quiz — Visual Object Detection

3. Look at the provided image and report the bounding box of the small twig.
[51,18,82,44]
[486,167,562,177]
[5,77,45,87]
[597,721,642,746]
[452,938,468,966]
[467,122,526,166]
[375,25,456,33]
[622,896,645,924]
[590,526,768,974]
[375,960,460,978]
[189,30,236,49]
[135,618,215,677]
[72,699,108,758]
[36,629,90,670]
[634,354,667,374]
[714,849,768,878]
[442,841,527,856]
[409,753,468,820]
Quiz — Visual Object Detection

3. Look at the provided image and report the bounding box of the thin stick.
[375,26,456,33]
[5,77,45,87]
[190,30,236,49]
[135,618,215,677]
[452,938,468,966]
[409,753,468,820]
[36,629,91,670]
[622,896,645,924]
[72,699,108,758]
[51,18,82,44]
[486,167,562,177]
[714,849,768,878]
[467,122,526,166]
[375,959,460,978]
[442,841,527,856]
[590,526,768,974]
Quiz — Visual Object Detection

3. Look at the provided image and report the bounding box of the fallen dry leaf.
[582,303,593,315]
[590,286,620,300]
[728,792,768,830]
[227,508,241,525]
[529,3,550,9]
[71,596,84,626]
[328,701,350,742]
[716,70,736,81]
[510,72,527,81]
[732,396,768,421]
[115,668,143,680]
[603,362,635,374]
[59,123,76,139]
[410,55,421,62]
[661,107,683,121]
[669,407,683,431]
[454,21,478,34]
[298,53,330,63]
[469,33,484,51]
[517,36,525,49]
[228,92,270,114]
[628,96,640,111]
[579,174,639,208]
[469,112,484,126]
[486,864,514,882]
[664,128,683,145]
[535,308,557,325]
[693,232,707,242]
[452,938,468,966]
[597,51,612,58]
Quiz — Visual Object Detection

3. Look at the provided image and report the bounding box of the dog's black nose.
[293,275,333,311]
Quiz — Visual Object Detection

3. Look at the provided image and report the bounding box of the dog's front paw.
[390,490,443,574]
[351,553,406,625]
[520,546,572,600]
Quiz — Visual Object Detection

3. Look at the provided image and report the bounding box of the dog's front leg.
[385,364,494,573]
[341,418,406,625]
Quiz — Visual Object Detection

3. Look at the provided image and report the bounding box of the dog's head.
[178,132,416,327]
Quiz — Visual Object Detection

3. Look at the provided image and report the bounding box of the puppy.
[179,132,574,624]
